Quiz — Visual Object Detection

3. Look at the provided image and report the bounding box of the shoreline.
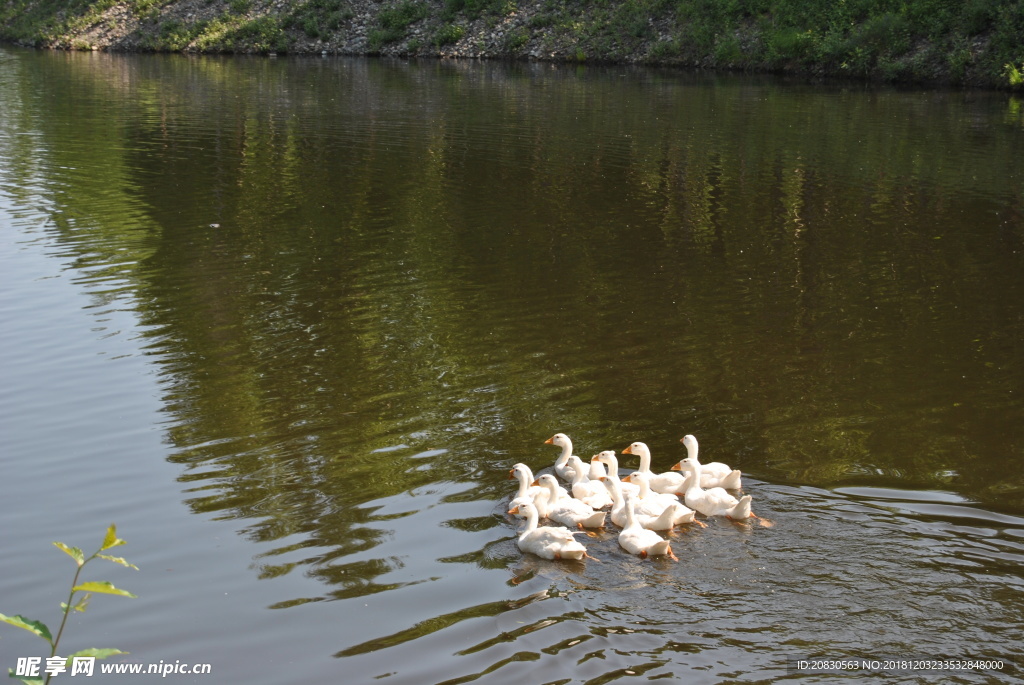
[2,0,1022,90]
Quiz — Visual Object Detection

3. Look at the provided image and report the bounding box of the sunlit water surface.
[1,47,1023,683]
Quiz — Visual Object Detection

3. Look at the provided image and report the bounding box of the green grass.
[185,14,291,53]
[0,0,115,43]
[378,0,429,30]
[366,0,428,50]
[0,0,1020,87]
[433,23,465,46]
[660,0,1023,85]
[1007,61,1024,85]
[284,0,353,40]
[232,15,288,51]
[501,27,529,51]
[442,0,506,21]
[649,38,681,58]
[149,18,209,50]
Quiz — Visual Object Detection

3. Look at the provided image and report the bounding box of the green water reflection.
[2,49,1023,522]
[5,48,1024,680]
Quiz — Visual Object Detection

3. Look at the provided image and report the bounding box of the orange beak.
[670,462,681,471]
[531,479,540,486]
[544,437,554,445]
[508,469,515,479]
[508,506,520,515]
[622,475,633,483]
[622,445,634,455]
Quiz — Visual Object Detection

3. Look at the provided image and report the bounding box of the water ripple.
[322,481,1024,683]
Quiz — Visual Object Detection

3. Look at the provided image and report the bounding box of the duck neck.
[636,476,652,499]
[636,446,653,474]
[685,460,702,492]
[555,442,573,467]
[542,480,560,506]
[515,471,532,498]
[605,477,622,505]
[533,483,553,516]
[685,438,700,464]
[521,506,539,534]
[568,457,587,484]
[623,498,638,530]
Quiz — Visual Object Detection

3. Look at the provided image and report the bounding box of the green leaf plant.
[1,525,138,684]
[1006,62,1024,87]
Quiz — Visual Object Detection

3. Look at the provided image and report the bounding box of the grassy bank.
[1,0,1022,88]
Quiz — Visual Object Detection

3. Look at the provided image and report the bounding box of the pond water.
[1,47,1023,683]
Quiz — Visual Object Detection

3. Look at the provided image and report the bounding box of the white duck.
[622,441,685,494]
[622,471,698,525]
[533,474,607,529]
[565,455,613,509]
[508,463,542,510]
[617,494,678,560]
[677,457,753,519]
[508,462,567,510]
[671,435,742,490]
[591,450,640,497]
[508,501,592,561]
[545,433,578,482]
[602,475,692,530]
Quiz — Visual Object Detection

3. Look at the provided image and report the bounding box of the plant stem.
[46,556,90,684]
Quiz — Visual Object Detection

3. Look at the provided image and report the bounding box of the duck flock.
[507,433,769,562]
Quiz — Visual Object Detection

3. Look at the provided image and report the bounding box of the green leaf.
[53,542,85,566]
[65,648,128,661]
[96,554,138,570]
[61,594,92,613]
[100,524,126,551]
[8,672,45,685]
[0,613,53,643]
[70,581,136,598]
